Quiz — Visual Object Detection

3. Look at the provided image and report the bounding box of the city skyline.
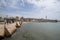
[0,0,60,20]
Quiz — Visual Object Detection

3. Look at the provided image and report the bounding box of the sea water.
[3,22,60,40]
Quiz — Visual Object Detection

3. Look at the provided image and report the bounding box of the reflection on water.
[3,22,60,40]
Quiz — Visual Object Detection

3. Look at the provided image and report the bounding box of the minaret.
[45,16,47,19]
[5,15,8,19]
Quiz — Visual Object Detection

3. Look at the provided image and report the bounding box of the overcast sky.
[0,0,60,20]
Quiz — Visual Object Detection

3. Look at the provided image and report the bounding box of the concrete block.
[4,23,17,37]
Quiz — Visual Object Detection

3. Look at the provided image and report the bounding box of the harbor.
[0,17,58,39]
[0,16,60,40]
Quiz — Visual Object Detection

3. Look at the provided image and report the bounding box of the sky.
[0,0,60,20]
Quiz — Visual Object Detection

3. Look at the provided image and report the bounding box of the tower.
[46,16,47,19]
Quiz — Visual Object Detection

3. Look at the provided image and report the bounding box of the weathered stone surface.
[0,22,21,37]
[16,22,21,28]
[0,24,4,37]
[4,23,17,37]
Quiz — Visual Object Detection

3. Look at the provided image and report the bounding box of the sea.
[2,22,60,40]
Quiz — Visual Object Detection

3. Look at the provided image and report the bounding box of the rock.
[4,23,17,37]
[16,22,21,28]
[0,24,4,39]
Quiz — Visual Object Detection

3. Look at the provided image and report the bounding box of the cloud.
[26,0,56,8]
[0,0,24,9]
[0,0,57,9]
[0,0,60,19]
[0,0,58,8]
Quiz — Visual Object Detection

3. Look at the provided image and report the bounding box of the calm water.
[3,22,60,40]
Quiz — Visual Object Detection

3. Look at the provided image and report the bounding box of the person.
[4,20,7,24]
[6,19,9,24]
[4,20,7,27]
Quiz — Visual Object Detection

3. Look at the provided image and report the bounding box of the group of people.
[4,19,14,24]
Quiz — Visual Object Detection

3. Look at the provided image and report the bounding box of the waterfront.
[2,22,60,40]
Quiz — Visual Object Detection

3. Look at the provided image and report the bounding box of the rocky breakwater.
[4,23,17,37]
[0,21,22,40]
[16,21,22,28]
[0,24,4,39]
